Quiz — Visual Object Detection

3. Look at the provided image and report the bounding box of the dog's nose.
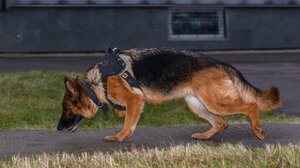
[57,122,66,131]
[57,124,63,131]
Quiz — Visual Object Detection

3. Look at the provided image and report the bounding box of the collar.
[81,80,109,114]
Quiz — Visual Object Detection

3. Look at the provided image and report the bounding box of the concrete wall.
[0,6,300,52]
[7,0,300,6]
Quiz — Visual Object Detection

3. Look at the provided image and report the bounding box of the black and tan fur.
[58,48,282,142]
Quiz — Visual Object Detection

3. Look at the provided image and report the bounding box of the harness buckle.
[121,71,128,79]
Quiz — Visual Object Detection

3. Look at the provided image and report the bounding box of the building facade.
[0,0,300,52]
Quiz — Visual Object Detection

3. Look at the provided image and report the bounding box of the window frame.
[168,8,225,41]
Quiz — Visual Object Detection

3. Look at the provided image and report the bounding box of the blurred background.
[1,0,300,52]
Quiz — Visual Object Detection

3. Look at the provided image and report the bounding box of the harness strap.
[81,80,109,114]
[102,83,126,111]
[99,47,141,112]
[121,71,141,89]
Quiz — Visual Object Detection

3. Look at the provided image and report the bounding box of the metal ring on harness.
[117,58,125,66]
[113,47,120,52]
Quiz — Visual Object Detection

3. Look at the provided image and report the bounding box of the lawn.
[1,143,299,168]
[0,71,298,130]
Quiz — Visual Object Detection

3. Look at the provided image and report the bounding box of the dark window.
[168,9,225,41]
[172,12,219,35]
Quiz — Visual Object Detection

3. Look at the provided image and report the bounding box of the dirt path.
[0,122,299,159]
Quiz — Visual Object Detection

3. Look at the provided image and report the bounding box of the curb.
[1,49,300,58]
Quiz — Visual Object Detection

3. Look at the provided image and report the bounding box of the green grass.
[1,143,299,167]
[0,71,299,130]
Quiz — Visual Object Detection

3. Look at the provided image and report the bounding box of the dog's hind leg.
[214,115,228,134]
[204,99,265,140]
[194,87,264,139]
[185,95,228,140]
[190,68,264,140]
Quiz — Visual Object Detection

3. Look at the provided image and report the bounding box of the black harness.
[81,80,109,114]
[82,47,140,114]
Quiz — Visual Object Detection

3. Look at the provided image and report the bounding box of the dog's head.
[57,76,98,132]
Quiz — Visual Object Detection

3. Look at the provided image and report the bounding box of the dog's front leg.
[113,108,126,117]
[104,96,144,142]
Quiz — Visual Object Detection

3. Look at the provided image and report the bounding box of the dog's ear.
[64,76,76,95]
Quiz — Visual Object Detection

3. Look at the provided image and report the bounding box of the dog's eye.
[62,106,69,113]
[72,99,78,105]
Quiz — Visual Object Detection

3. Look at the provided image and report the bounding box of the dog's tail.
[218,63,282,111]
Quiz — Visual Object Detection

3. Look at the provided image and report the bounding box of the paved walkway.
[0,122,299,159]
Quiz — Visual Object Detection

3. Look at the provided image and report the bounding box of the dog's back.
[122,48,218,94]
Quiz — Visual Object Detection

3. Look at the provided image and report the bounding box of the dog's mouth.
[57,115,83,132]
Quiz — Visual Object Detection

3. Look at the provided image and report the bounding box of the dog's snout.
[57,115,69,131]
[57,123,63,131]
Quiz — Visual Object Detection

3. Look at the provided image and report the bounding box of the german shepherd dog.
[57,48,281,142]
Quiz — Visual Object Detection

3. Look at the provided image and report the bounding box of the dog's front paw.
[253,127,265,140]
[191,133,211,140]
[104,135,123,142]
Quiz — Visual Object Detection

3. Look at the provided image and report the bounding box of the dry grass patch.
[1,143,299,168]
